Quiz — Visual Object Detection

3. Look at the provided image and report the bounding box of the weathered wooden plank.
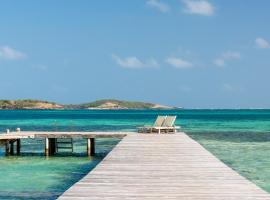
[58,133,270,199]
[32,131,130,138]
[0,131,131,140]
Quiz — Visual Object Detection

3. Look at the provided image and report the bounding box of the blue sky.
[0,0,270,108]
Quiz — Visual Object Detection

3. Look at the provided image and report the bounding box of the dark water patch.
[187,131,270,143]
[0,191,60,200]
[1,109,270,121]
[0,125,138,132]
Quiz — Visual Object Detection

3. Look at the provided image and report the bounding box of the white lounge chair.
[138,116,167,133]
[152,116,180,134]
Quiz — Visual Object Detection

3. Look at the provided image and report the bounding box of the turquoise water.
[1,109,270,199]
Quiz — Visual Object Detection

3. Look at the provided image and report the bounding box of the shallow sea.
[1,109,270,199]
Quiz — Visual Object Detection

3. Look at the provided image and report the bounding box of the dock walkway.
[59,133,270,200]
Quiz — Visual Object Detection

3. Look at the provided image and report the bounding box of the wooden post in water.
[87,138,95,156]
[10,141,14,155]
[49,138,56,155]
[5,140,10,156]
[87,138,91,156]
[45,138,56,156]
[15,128,21,155]
[45,137,49,156]
[16,139,21,155]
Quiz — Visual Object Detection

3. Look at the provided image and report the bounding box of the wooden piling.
[87,138,91,156]
[91,138,95,156]
[45,137,49,156]
[10,141,14,155]
[5,140,10,156]
[16,139,21,155]
[87,138,95,156]
[49,138,56,155]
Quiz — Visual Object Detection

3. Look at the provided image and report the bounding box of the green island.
[0,99,177,110]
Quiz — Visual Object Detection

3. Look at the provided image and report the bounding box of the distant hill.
[0,99,64,110]
[77,99,175,110]
[0,99,177,110]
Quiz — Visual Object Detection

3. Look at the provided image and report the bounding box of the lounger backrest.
[162,116,176,127]
[153,116,167,127]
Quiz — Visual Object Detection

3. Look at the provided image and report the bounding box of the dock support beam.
[45,138,49,156]
[5,140,20,156]
[45,138,56,156]
[10,141,14,155]
[16,139,21,155]
[49,138,56,155]
[87,138,95,156]
[5,140,10,156]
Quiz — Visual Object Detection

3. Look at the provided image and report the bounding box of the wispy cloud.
[146,0,170,13]
[255,37,270,49]
[34,64,48,71]
[0,46,27,60]
[223,83,234,91]
[182,0,214,16]
[112,54,159,69]
[214,51,241,67]
[214,58,225,67]
[223,83,244,92]
[166,57,193,69]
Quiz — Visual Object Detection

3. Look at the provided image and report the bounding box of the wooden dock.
[0,131,130,156]
[59,133,270,200]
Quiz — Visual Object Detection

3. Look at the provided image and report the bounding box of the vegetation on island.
[79,99,162,109]
[0,99,176,110]
[0,99,63,110]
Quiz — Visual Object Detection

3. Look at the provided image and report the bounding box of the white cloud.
[146,0,170,13]
[112,54,159,69]
[166,57,193,69]
[214,51,241,67]
[182,0,214,16]
[0,46,27,60]
[213,58,225,67]
[255,37,270,49]
[222,51,241,59]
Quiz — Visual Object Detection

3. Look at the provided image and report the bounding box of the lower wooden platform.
[0,131,130,156]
